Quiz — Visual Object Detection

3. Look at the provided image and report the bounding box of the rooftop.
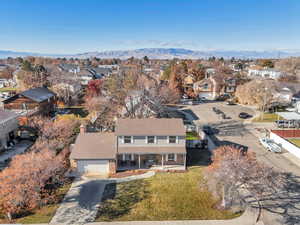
[20,87,55,103]
[70,133,116,160]
[115,118,186,136]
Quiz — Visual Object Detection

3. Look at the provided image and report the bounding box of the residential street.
[183,102,300,225]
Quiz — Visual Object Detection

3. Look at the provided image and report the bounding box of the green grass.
[0,179,72,224]
[96,167,239,222]
[0,87,17,92]
[253,113,283,123]
[186,131,200,140]
[289,139,300,147]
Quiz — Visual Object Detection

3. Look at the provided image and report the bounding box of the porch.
[117,153,186,171]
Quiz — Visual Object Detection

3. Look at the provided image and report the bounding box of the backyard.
[96,167,240,222]
[186,131,200,140]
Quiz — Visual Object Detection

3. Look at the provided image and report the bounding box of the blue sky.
[0,0,299,54]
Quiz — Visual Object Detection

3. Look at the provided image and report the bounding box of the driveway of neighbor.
[0,140,33,163]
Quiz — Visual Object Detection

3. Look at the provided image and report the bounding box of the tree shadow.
[96,179,149,221]
[187,147,212,166]
[245,173,300,225]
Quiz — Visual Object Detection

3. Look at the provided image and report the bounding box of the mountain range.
[1,48,300,59]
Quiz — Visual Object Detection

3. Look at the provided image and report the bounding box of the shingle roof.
[70,133,116,159]
[115,118,186,136]
[20,87,55,103]
[118,146,186,154]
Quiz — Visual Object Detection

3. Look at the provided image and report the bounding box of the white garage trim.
[77,159,109,175]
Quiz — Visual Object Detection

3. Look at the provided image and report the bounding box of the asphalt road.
[184,101,300,225]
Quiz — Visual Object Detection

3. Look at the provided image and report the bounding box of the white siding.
[77,159,109,175]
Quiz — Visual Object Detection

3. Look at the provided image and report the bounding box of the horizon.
[0,0,299,54]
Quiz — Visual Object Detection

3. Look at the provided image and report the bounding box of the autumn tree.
[0,148,68,220]
[206,146,285,209]
[235,80,275,109]
[28,116,79,153]
[86,79,103,98]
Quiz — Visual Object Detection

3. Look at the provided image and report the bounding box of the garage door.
[77,160,109,175]
[198,92,214,100]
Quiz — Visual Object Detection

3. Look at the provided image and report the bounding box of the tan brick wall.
[109,159,116,174]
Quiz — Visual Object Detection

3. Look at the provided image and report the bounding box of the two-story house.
[70,118,186,176]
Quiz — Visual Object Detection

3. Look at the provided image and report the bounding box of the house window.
[124,136,132,144]
[167,154,176,161]
[122,154,134,161]
[147,136,155,144]
[168,136,177,144]
[203,83,209,90]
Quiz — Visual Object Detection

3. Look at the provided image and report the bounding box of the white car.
[259,138,282,153]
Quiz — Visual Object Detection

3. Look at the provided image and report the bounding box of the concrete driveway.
[50,178,109,225]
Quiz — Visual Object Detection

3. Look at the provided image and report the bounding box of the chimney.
[80,124,86,134]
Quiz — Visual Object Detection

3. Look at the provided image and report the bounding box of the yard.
[253,113,283,122]
[96,167,240,222]
[0,178,73,224]
[289,139,300,147]
[186,131,200,140]
[0,87,17,92]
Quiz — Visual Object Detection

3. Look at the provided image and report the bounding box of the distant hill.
[1,48,300,59]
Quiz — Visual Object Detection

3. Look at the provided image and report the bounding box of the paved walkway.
[50,172,156,225]
[89,207,259,225]
[0,140,33,163]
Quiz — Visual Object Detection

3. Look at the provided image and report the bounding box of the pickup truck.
[259,137,282,153]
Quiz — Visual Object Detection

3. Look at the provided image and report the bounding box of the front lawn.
[253,113,283,122]
[289,139,300,148]
[186,131,200,140]
[96,167,239,222]
[0,178,72,224]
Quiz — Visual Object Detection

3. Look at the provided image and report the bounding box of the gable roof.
[70,133,116,160]
[20,87,55,103]
[115,118,186,136]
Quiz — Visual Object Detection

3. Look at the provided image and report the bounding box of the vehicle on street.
[226,100,236,105]
[259,137,282,153]
[239,112,252,119]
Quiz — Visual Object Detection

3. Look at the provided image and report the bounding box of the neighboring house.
[248,69,284,79]
[193,76,237,100]
[58,64,80,74]
[70,118,187,175]
[0,64,8,72]
[183,74,195,91]
[193,77,216,100]
[98,64,120,71]
[0,110,19,151]
[3,87,56,115]
[86,67,112,78]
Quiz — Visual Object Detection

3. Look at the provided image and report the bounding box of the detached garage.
[70,132,116,176]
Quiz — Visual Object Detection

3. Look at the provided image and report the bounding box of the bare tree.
[206,146,285,210]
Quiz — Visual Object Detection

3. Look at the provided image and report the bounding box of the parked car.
[259,138,282,153]
[226,100,236,105]
[239,112,252,119]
